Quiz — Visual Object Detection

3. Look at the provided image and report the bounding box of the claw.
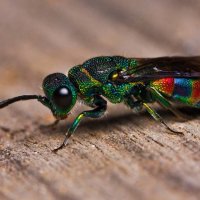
[162,121,184,136]
[52,143,66,153]
[52,134,70,153]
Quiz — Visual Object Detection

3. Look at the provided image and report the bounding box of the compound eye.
[52,87,72,109]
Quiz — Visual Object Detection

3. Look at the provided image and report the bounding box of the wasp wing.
[118,56,200,82]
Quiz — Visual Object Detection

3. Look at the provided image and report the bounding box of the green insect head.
[42,73,77,119]
[0,73,77,120]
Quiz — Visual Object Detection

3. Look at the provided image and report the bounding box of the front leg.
[53,96,107,152]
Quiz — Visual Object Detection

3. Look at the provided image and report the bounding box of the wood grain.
[0,0,200,200]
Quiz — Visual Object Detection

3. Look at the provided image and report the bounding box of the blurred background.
[0,0,200,95]
[0,0,200,200]
[1,0,200,81]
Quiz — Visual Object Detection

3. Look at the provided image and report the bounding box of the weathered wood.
[0,0,200,200]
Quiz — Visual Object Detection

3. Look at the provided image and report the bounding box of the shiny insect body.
[1,56,200,151]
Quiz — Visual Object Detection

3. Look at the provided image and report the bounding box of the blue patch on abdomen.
[173,78,192,98]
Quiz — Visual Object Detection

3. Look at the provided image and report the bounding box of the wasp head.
[42,73,77,119]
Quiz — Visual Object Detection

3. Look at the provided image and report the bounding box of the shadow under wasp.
[0,56,200,152]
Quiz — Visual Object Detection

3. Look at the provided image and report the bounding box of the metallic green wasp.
[1,56,200,152]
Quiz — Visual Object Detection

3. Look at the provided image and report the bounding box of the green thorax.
[68,56,138,104]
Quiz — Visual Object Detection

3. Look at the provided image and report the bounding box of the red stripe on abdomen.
[151,78,174,96]
[191,80,200,100]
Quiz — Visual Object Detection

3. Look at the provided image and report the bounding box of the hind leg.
[125,94,183,135]
[143,103,183,135]
[149,87,191,121]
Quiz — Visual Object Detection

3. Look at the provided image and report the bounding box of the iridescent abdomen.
[151,78,200,107]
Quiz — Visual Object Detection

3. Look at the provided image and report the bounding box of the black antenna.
[0,95,45,109]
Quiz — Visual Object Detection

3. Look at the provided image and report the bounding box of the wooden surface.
[0,0,200,200]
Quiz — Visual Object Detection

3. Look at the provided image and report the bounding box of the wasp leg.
[53,96,107,152]
[149,87,191,121]
[143,103,183,135]
[124,96,143,112]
